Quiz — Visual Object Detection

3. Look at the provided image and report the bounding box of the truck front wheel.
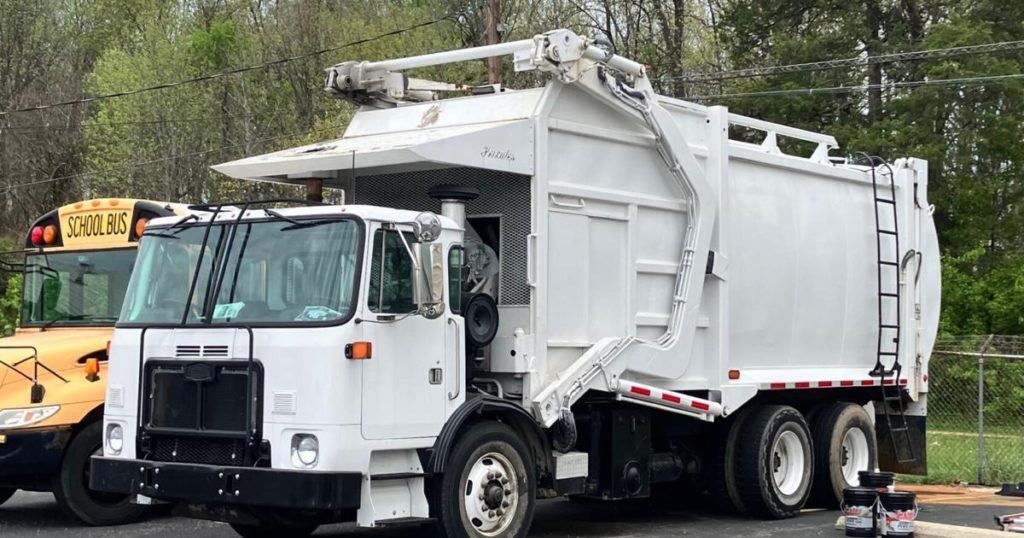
[52,421,149,526]
[433,422,536,538]
[734,405,813,519]
[0,487,15,506]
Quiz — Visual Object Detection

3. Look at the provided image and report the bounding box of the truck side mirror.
[413,242,445,319]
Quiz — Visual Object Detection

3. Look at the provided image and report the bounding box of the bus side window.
[368,229,417,314]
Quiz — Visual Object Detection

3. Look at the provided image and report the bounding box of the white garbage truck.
[91,29,940,538]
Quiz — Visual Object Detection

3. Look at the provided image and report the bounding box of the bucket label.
[845,506,873,530]
[885,509,916,535]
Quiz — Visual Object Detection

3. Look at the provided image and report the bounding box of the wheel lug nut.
[478,492,485,500]
[501,477,509,484]
[496,509,504,516]
[504,488,512,495]
[502,501,509,508]
[488,510,496,518]
[487,472,494,479]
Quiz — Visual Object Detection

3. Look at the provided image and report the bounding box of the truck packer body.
[91,30,940,538]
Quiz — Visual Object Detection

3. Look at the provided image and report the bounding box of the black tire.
[734,405,813,519]
[0,487,15,506]
[229,523,318,538]
[431,422,536,538]
[52,421,149,526]
[706,408,753,514]
[808,402,877,507]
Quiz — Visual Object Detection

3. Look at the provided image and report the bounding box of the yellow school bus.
[0,199,187,525]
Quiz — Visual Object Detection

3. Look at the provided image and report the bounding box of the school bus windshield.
[21,249,137,326]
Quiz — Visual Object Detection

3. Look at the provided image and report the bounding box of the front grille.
[148,435,245,466]
[175,344,230,358]
[141,359,263,465]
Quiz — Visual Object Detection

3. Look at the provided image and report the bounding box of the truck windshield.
[119,218,360,325]
[21,249,137,326]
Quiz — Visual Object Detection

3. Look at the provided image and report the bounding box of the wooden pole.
[485,0,502,85]
[305,178,323,203]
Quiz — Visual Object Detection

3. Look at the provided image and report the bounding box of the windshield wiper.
[67,314,118,322]
[145,213,200,238]
[40,315,118,330]
[264,208,303,226]
[265,208,338,231]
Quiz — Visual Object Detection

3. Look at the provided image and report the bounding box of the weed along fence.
[922,335,1024,485]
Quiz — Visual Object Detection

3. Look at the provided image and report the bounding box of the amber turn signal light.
[728,369,741,380]
[134,218,149,238]
[345,341,373,360]
[85,358,101,382]
[43,224,58,245]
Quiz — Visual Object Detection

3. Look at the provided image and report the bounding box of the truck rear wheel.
[0,487,15,506]
[707,408,751,514]
[809,402,877,507]
[52,421,149,526]
[734,405,813,519]
[432,422,536,538]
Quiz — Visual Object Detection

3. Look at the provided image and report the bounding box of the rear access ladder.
[866,157,916,464]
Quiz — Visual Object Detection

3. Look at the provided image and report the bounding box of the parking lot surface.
[1,490,1019,537]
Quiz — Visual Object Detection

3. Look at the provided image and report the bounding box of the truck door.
[360,227,448,440]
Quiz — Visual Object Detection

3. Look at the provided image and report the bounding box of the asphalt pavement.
[0,490,1018,537]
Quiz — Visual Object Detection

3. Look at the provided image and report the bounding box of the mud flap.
[876,412,927,475]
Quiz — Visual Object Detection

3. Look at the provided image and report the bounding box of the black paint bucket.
[842,487,878,537]
[879,491,917,537]
[858,470,895,491]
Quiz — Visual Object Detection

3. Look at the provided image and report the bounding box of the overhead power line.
[0,12,457,117]
[673,40,1024,84]
[689,72,1024,100]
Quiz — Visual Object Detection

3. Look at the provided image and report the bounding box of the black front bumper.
[0,427,70,483]
[90,456,362,511]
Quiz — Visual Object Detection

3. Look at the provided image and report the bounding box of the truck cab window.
[448,246,464,314]
[368,229,417,314]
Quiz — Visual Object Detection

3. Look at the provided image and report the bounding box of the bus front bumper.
[0,427,70,481]
[90,456,362,511]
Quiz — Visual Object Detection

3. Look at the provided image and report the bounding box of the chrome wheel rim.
[772,430,805,496]
[463,452,518,536]
[841,427,871,484]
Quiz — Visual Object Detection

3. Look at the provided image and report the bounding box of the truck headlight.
[291,434,319,468]
[0,405,60,429]
[105,423,124,455]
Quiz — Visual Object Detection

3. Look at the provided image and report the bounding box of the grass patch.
[900,430,1024,485]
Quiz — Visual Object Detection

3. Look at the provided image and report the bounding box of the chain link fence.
[924,335,1024,485]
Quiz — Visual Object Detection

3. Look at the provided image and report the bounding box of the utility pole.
[484,0,503,85]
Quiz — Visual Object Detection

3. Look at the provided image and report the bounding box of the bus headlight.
[105,423,124,455]
[291,434,319,468]
[0,405,60,429]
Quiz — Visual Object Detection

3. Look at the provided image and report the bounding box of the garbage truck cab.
[92,30,941,538]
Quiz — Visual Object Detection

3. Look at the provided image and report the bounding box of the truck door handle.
[448,318,461,400]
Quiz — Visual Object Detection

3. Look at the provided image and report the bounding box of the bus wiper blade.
[66,314,118,322]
